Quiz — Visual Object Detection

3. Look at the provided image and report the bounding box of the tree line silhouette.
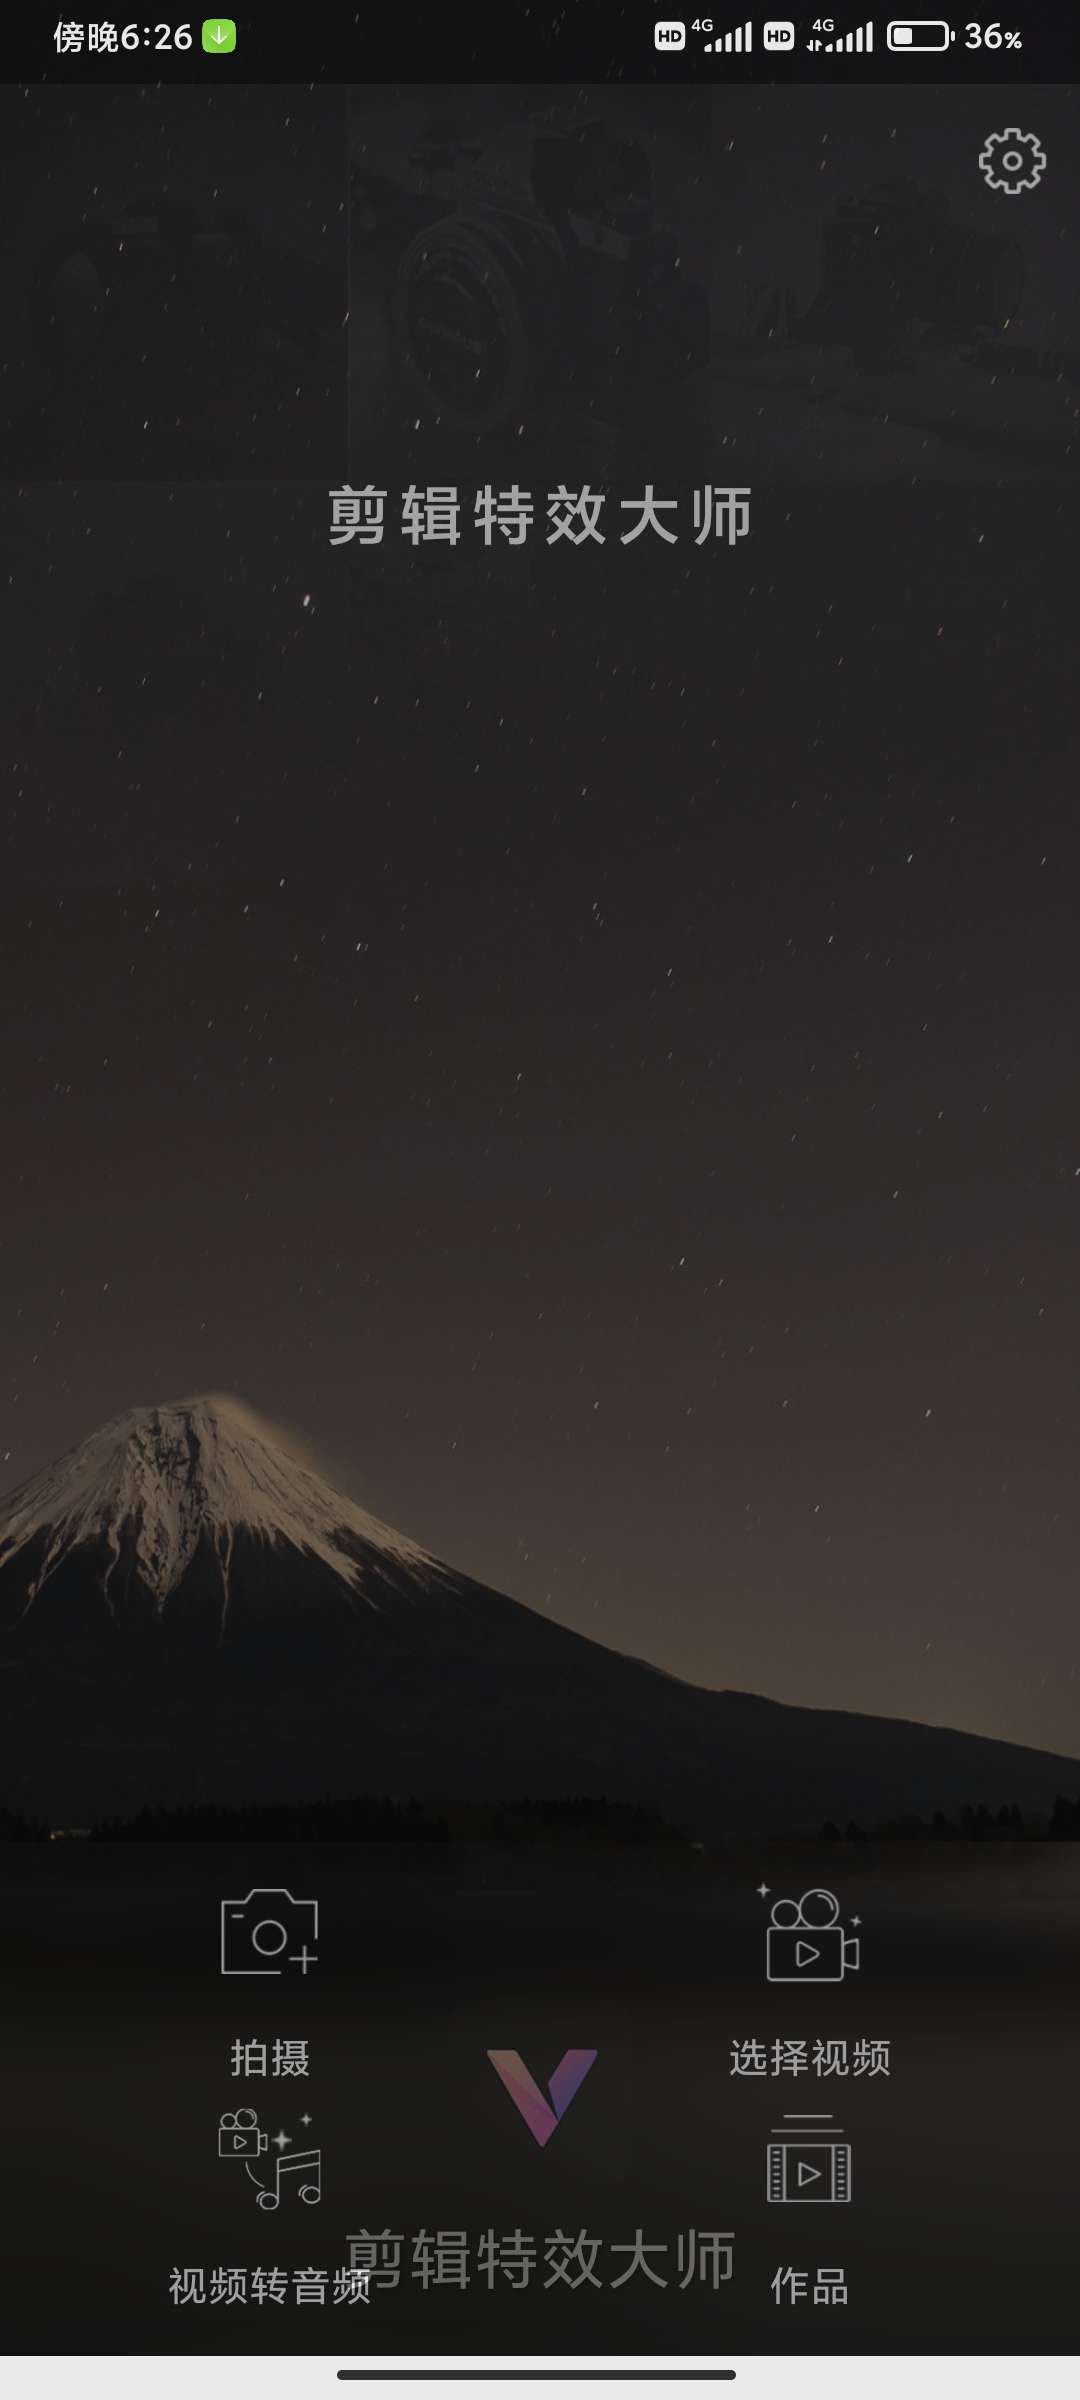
[4,1790,1080,1841]
[820,1799,1079,1841]
[31,1793,695,1844]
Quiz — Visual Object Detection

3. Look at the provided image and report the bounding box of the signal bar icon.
[704,18,753,48]
[808,17,874,45]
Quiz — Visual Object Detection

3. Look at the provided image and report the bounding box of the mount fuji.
[0,1394,1076,1831]
[0,1394,442,1641]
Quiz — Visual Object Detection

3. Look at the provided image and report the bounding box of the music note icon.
[254,2146,322,2210]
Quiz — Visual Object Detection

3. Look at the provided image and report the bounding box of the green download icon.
[202,18,237,49]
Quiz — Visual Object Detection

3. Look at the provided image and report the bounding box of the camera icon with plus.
[765,1890,860,1983]
[220,1887,319,1977]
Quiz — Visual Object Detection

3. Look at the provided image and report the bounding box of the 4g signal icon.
[806,14,875,42]
[702,18,753,48]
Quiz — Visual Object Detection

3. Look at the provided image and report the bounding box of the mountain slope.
[0,1396,1077,1832]
[0,1394,437,1632]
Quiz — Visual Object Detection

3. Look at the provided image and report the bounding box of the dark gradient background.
[2,1840,1079,2354]
[6,476,1080,1753]
[2,54,1080,2370]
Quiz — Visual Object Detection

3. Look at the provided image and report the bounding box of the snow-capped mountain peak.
[0,1394,436,1615]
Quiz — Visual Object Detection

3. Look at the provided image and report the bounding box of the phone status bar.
[13,2,1079,80]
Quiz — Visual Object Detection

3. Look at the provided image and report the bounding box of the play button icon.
[795,1939,821,1969]
[767,2123,852,2203]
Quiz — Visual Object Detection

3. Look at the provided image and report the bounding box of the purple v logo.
[487,2048,598,2147]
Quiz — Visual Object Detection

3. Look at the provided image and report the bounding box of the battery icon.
[886,18,953,44]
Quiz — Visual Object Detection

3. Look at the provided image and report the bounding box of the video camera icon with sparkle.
[765,1889,860,1983]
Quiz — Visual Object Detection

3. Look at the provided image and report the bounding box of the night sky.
[2,80,1079,1762]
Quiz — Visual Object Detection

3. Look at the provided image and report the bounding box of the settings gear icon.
[979,128,1047,197]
